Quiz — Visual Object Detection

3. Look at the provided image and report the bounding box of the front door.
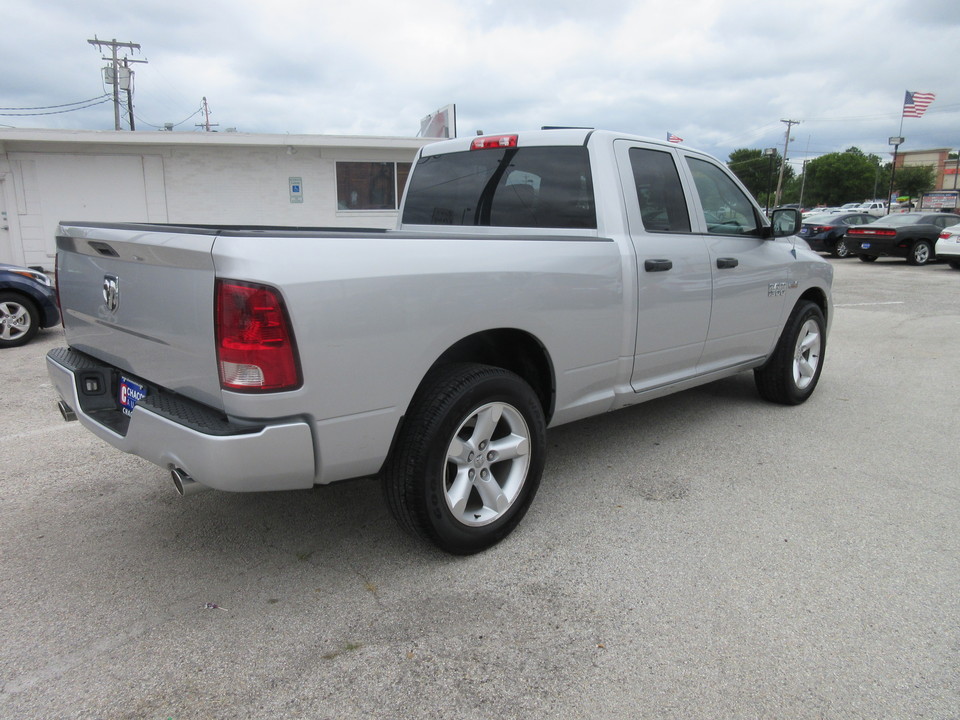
[679,155,793,371]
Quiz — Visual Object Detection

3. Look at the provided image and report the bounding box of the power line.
[0,95,110,111]
[133,104,204,130]
[0,97,112,117]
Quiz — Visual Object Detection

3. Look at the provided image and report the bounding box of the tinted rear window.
[401,146,596,229]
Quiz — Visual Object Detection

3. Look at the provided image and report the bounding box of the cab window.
[629,148,691,233]
[402,146,596,229]
[686,158,761,236]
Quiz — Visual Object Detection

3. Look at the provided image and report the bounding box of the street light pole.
[887,136,905,215]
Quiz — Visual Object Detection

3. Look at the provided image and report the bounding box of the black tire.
[0,292,40,348]
[832,239,851,259]
[858,254,878,263]
[382,363,546,554]
[948,260,960,270]
[906,240,933,266]
[754,301,826,405]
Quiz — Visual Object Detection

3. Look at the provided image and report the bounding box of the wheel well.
[0,290,38,314]
[429,329,555,423]
[798,287,829,327]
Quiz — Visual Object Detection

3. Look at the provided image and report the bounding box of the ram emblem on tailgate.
[102,275,120,313]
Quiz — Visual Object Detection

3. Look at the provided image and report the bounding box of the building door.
[0,175,15,265]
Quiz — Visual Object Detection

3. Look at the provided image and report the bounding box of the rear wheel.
[0,293,39,348]
[832,239,851,259]
[906,240,933,266]
[755,301,825,405]
[382,363,546,554]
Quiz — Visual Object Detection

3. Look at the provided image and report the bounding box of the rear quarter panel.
[211,232,627,481]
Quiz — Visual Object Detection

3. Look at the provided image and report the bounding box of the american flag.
[667,132,683,143]
[902,91,935,118]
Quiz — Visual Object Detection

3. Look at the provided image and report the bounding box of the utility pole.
[774,119,799,207]
[123,58,135,130]
[87,37,146,130]
[196,97,219,132]
[763,147,776,213]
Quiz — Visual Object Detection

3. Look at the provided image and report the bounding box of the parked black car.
[0,263,60,347]
[799,212,877,258]
[845,212,960,265]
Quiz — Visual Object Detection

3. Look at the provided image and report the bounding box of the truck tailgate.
[56,223,223,409]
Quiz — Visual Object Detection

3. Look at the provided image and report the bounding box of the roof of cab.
[418,128,704,158]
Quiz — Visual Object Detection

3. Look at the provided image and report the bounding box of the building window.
[336,162,412,210]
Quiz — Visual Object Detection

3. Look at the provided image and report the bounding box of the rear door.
[614,140,711,391]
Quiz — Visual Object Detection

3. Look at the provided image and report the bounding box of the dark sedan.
[799,212,876,258]
[846,212,960,265]
[0,263,60,347]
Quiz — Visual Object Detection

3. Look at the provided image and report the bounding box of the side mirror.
[768,207,801,238]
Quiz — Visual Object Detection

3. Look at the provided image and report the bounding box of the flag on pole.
[667,132,683,143]
[902,91,935,118]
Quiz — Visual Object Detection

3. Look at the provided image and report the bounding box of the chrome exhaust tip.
[171,467,208,497]
[57,400,78,422]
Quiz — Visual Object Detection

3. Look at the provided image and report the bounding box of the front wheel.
[906,240,933,266]
[948,260,960,270]
[858,254,878,263]
[382,363,546,554]
[0,293,39,348]
[755,301,826,405]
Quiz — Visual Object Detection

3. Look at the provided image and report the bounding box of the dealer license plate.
[860,243,871,249]
[119,376,147,416]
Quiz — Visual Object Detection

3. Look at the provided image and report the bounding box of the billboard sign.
[418,105,456,139]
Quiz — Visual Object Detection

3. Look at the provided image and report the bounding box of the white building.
[0,129,433,270]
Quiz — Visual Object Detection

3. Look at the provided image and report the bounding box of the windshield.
[879,214,925,226]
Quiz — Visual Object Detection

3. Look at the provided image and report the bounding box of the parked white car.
[855,201,888,217]
[935,222,960,269]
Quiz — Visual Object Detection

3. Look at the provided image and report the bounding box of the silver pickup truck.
[47,129,833,554]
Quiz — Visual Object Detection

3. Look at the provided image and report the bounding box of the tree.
[727,148,792,208]
[894,165,936,201]
[802,148,885,206]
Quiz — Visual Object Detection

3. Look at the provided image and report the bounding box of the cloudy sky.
[2,0,958,170]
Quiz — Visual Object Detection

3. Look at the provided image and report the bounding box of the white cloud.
[1,0,958,164]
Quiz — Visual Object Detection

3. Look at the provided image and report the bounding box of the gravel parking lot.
[2,257,958,719]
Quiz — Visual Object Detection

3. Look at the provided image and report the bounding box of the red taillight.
[215,280,301,392]
[940,231,951,240]
[471,134,518,150]
[814,226,832,233]
[848,228,896,237]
